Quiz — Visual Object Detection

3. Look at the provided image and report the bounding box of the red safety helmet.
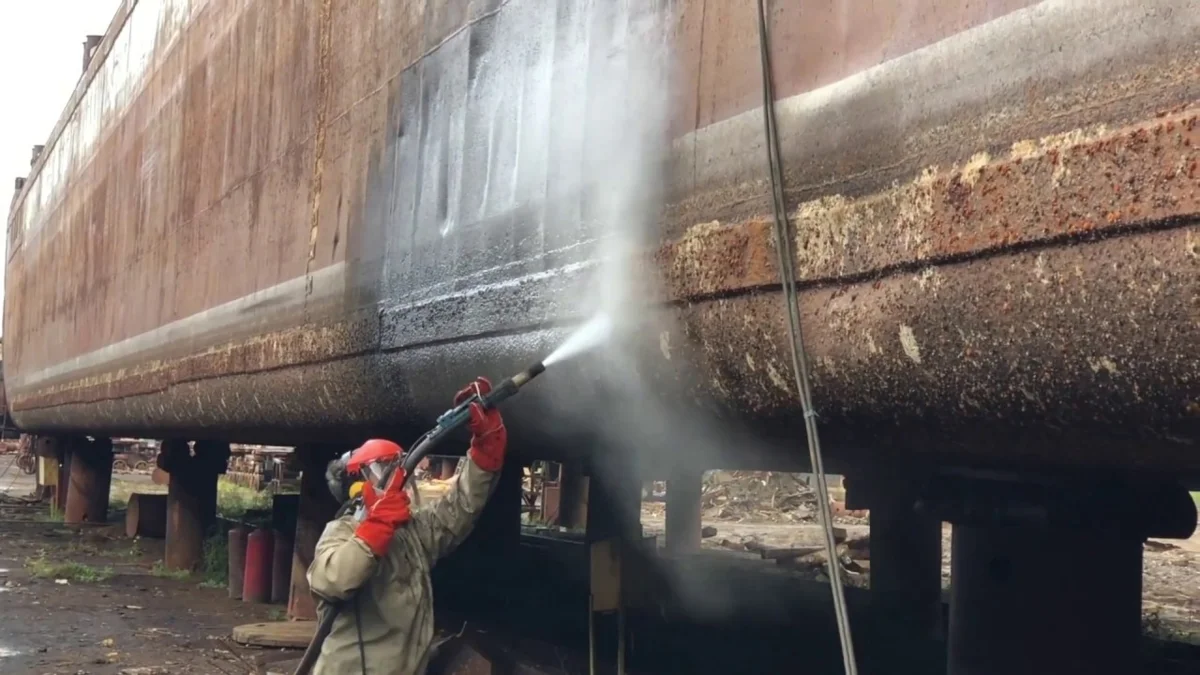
[346,439,404,490]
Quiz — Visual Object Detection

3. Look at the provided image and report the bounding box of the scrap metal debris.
[702,471,818,522]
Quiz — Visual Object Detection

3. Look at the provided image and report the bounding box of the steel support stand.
[163,439,228,571]
[64,437,113,524]
[948,524,1142,675]
[665,465,702,554]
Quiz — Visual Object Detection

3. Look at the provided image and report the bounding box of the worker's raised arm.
[411,377,507,564]
[308,473,413,601]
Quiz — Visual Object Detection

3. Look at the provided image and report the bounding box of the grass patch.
[201,532,228,588]
[35,507,64,523]
[266,608,287,622]
[66,541,102,557]
[26,553,114,583]
[117,539,144,559]
[150,560,192,581]
[217,479,272,520]
[109,478,166,507]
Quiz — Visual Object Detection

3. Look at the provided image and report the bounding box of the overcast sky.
[0,1,121,327]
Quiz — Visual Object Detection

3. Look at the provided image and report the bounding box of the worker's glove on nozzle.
[354,469,411,558]
[454,377,507,473]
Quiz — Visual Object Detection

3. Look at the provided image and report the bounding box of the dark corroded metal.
[4,0,1199,476]
[163,440,229,571]
[63,437,112,524]
[948,525,1142,675]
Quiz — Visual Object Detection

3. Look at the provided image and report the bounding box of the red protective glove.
[354,469,411,557]
[454,377,507,472]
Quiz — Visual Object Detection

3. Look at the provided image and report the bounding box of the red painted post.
[243,528,275,603]
[228,527,248,600]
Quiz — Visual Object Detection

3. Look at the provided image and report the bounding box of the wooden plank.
[760,546,822,561]
[231,621,317,648]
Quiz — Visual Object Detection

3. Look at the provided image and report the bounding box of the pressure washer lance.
[293,361,547,675]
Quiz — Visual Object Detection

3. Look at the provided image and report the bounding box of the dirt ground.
[0,471,282,675]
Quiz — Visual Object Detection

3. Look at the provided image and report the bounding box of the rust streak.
[306,0,335,273]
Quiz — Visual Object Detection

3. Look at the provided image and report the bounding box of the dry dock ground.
[1,469,1198,674]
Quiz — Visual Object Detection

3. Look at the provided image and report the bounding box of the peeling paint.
[659,331,671,361]
[1088,356,1121,376]
[914,267,945,292]
[765,362,791,393]
[899,325,922,365]
[959,151,991,187]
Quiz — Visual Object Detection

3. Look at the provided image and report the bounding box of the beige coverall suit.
[307,457,498,675]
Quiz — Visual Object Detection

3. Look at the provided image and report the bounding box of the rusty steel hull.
[4,0,1199,475]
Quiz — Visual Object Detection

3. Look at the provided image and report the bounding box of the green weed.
[66,541,102,556]
[119,538,144,559]
[26,553,114,583]
[35,507,64,523]
[201,532,228,587]
[216,479,271,520]
[150,560,192,581]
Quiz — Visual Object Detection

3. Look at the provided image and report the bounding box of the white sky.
[0,1,121,331]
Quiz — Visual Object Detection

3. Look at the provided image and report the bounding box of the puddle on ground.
[0,645,19,658]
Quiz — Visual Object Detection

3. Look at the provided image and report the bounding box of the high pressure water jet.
[544,313,613,367]
[294,316,612,675]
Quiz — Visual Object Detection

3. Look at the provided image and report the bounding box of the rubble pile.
[701,471,818,523]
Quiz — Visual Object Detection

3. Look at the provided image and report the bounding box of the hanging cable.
[754,1,859,674]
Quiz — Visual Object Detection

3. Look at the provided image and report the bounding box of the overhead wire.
[754,1,859,674]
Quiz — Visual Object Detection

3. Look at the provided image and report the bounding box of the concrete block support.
[948,525,1142,675]
[665,466,703,554]
[162,439,229,571]
[64,437,113,524]
[288,446,341,621]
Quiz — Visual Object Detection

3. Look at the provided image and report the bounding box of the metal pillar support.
[948,525,1142,675]
[289,445,341,621]
[64,437,114,524]
[917,472,1198,675]
[162,440,229,571]
[586,462,642,544]
[869,497,943,638]
[558,461,588,531]
[665,466,702,554]
[466,459,522,555]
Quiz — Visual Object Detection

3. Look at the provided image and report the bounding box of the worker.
[307,377,507,675]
